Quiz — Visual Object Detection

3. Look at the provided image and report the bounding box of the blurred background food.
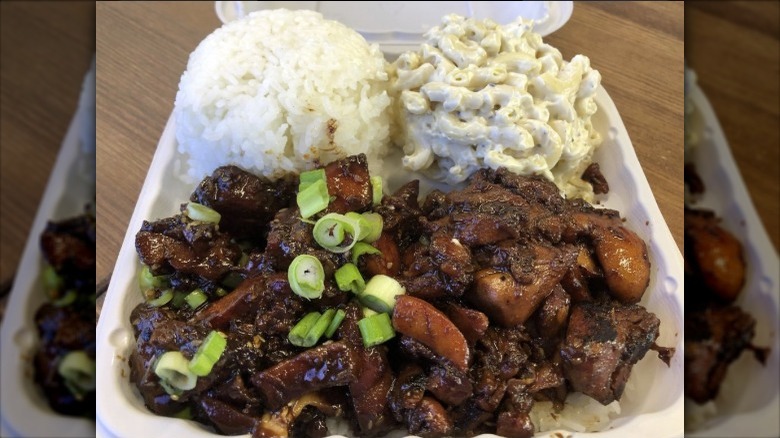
[685,1,779,250]
[0,1,94,316]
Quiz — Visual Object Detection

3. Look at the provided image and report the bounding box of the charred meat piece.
[468,243,575,327]
[561,301,667,405]
[136,215,241,282]
[375,179,424,248]
[496,379,535,438]
[566,208,651,304]
[40,214,96,276]
[35,213,96,418]
[470,327,531,413]
[581,162,609,195]
[324,154,373,214]
[685,305,761,403]
[263,206,346,273]
[393,295,471,372]
[443,302,489,345]
[685,208,745,303]
[337,303,397,436]
[404,396,454,438]
[190,165,296,241]
[250,342,358,410]
[33,304,96,418]
[197,396,259,435]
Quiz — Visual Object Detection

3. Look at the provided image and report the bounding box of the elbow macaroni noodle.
[390,14,603,200]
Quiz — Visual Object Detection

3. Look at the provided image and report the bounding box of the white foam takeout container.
[96,3,684,437]
[684,77,780,438]
[0,58,96,438]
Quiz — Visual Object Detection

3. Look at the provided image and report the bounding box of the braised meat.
[191,165,296,241]
[561,301,662,405]
[683,202,767,407]
[34,212,96,419]
[128,156,671,437]
[685,207,745,303]
[684,306,756,403]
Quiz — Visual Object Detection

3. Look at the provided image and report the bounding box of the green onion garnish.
[215,287,228,297]
[185,202,221,224]
[173,407,192,420]
[359,212,383,243]
[57,351,96,395]
[42,265,63,299]
[221,272,244,289]
[185,289,208,309]
[288,255,325,299]
[188,331,227,377]
[362,306,379,318]
[371,176,383,206]
[334,263,366,294]
[303,309,336,347]
[52,289,78,307]
[313,213,362,253]
[154,351,198,392]
[351,242,382,265]
[359,274,406,313]
[358,312,395,348]
[288,312,322,347]
[297,179,330,219]
[171,291,187,308]
[147,289,174,307]
[324,309,346,338]
[138,265,167,292]
[299,169,327,192]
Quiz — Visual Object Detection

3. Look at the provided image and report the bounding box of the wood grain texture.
[95,1,684,282]
[0,2,94,283]
[686,1,780,251]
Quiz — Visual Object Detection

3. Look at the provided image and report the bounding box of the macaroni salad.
[390,14,602,200]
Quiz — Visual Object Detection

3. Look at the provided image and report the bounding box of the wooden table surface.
[96,1,684,284]
[0,2,94,300]
[686,1,780,251]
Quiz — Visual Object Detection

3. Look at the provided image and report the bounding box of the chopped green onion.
[313,213,362,253]
[351,242,382,265]
[334,263,365,294]
[185,289,208,309]
[215,287,228,297]
[221,272,244,289]
[155,351,198,392]
[297,179,330,219]
[324,309,346,338]
[359,275,406,313]
[188,331,227,377]
[303,309,336,347]
[42,265,63,298]
[57,351,96,394]
[288,255,325,299]
[139,265,167,292]
[359,212,383,243]
[173,407,192,420]
[147,289,174,307]
[299,169,326,192]
[371,176,383,206]
[358,312,395,348]
[362,306,379,318]
[288,312,322,347]
[52,289,78,307]
[238,252,250,267]
[171,291,188,308]
[185,202,221,224]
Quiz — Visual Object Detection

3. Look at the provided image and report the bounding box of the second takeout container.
[96,3,684,437]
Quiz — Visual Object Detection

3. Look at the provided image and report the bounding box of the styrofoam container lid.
[215,1,572,53]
